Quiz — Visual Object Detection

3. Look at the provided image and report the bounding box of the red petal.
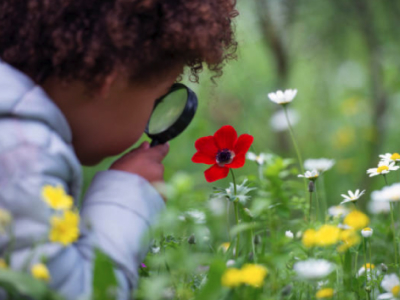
[225,154,246,169]
[234,134,254,155]
[204,164,229,182]
[214,125,237,150]
[194,136,219,157]
[192,152,215,165]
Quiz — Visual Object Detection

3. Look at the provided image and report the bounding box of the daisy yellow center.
[391,153,400,161]
[392,285,400,296]
[377,165,389,173]
[216,149,234,166]
[364,263,375,269]
[363,227,372,232]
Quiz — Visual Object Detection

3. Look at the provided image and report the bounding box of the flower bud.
[381,263,388,273]
[361,227,373,238]
[365,286,371,293]
[281,285,292,296]
[188,234,196,245]
[308,181,315,193]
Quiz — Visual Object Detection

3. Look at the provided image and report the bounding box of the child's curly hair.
[0,0,238,86]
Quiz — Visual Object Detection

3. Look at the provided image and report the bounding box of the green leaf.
[195,259,226,300]
[0,269,63,300]
[93,248,118,300]
[229,222,260,237]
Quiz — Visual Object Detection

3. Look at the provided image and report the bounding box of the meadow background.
[83,0,400,211]
[79,1,400,299]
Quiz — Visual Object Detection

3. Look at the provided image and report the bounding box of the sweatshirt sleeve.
[0,141,165,300]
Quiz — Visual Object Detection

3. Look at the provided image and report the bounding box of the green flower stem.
[315,182,320,222]
[309,190,313,223]
[283,105,307,191]
[230,169,240,259]
[368,240,374,295]
[383,174,389,186]
[362,237,371,286]
[258,164,264,182]
[320,174,328,221]
[390,202,398,267]
[250,228,257,263]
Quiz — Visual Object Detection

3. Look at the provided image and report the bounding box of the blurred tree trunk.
[255,0,297,154]
[352,0,388,193]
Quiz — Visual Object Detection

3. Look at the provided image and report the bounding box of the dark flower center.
[216,148,234,166]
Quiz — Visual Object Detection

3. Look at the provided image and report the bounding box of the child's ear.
[97,71,118,99]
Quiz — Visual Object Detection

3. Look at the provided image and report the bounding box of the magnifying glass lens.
[148,88,188,135]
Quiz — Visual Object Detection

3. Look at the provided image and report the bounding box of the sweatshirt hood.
[0,60,72,143]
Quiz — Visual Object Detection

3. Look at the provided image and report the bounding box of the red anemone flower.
[192,125,254,182]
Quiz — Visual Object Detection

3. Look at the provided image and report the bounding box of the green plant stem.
[258,164,264,182]
[390,202,398,267]
[250,228,257,263]
[368,240,374,295]
[231,169,239,259]
[283,105,307,192]
[309,191,313,223]
[320,173,328,222]
[362,238,368,281]
[383,174,389,186]
[315,182,319,222]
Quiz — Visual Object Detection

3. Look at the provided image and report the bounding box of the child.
[0,0,238,299]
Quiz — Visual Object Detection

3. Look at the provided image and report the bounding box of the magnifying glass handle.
[150,139,161,147]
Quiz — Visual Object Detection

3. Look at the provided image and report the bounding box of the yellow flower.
[302,229,317,248]
[337,229,360,252]
[42,185,73,210]
[31,263,50,282]
[343,210,370,230]
[221,268,242,287]
[0,258,7,269]
[240,264,268,288]
[49,210,80,246]
[316,288,334,299]
[315,225,341,247]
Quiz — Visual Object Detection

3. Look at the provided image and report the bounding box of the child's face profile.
[42,65,183,166]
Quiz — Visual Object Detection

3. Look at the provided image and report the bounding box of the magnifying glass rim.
[145,83,197,144]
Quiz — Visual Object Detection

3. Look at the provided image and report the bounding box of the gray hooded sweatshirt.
[0,60,166,299]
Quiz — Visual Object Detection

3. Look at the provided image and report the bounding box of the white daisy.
[372,183,400,202]
[368,200,391,214]
[293,259,335,280]
[379,153,400,163]
[246,152,270,165]
[298,170,319,180]
[361,227,373,238]
[357,263,379,280]
[268,89,298,105]
[378,273,400,299]
[285,230,294,239]
[270,108,299,132]
[304,159,335,172]
[179,210,206,224]
[367,161,399,177]
[328,205,349,217]
[340,189,366,204]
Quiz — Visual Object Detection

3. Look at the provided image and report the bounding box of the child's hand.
[110,141,169,184]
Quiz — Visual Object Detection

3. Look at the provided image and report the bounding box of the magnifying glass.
[145,83,198,147]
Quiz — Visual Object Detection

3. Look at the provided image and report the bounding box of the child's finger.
[128,141,150,153]
[147,143,170,161]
